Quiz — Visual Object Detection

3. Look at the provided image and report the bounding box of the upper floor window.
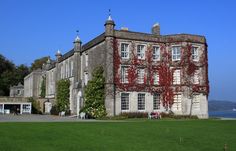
[153,46,160,61]
[192,47,199,61]
[137,45,145,60]
[172,46,181,61]
[154,72,159,85]
[121,66,129,83]
[137,68,145,84]
[121,43,129,59]
[173,69,181,85]
[70,61,73,76]
[85,53,88,67]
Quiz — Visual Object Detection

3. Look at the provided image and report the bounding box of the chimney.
[152,23,160,35]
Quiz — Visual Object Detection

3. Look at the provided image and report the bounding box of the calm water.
[209,110,236,118]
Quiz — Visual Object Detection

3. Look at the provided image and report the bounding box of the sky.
[0,0,236,101]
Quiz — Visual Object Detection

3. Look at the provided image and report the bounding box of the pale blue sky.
[0,0,236,101]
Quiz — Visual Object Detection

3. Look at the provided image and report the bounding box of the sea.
[209,110,236,118]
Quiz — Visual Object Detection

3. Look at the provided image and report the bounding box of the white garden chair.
[80,112,86,119]
[60,111,65,116]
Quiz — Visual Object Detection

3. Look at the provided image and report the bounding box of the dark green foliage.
[83,66,107,118]
[40,76,46,98]
[50,105,59,115]
[28,97,42,114]
[160,112,198,119]
[30,56,48,71]
[56,79,70,112]
[120,112,148,118]
[0,54,29,96]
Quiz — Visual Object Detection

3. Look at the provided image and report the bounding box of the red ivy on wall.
[112,38,209,110]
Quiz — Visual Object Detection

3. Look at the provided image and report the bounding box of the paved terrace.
[0,114,96,122]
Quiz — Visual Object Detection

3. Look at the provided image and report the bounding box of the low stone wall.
[0,97,28,103]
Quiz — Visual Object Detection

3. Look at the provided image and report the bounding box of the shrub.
[50,105,59,115]
[28,97,42,114]
[160,112,198,119]
[56,79,70,112]
[84,66,107,118]
[120,112,148,118]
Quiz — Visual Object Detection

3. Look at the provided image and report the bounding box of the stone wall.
[0,97,28,102]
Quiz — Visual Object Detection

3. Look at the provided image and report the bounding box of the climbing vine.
[113,38,209,110]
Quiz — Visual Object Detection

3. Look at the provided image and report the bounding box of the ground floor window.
[172,94,182,111]
[22,104,31,113]
[153,93,160,110]
[138,93,145,110]
[192,95,200,110]
[121,93,129,110]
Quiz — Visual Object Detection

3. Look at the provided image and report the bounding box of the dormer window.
[137,45,145,60]
[172,46,181,61]
[121,43,129,59]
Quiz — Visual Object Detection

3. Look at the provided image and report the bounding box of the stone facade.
[24,69,43,98]
[24,16,209,118]
[10,83,24,97]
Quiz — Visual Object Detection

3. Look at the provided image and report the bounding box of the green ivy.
[83,66,107,118]
[56,79,70,112]
[40,76,46,98]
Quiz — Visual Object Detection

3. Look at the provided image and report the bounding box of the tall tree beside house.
[30,56,48,71]
[0,54,29,96]
[83,66,107,118]
[40,76,46,98]
[56,79,70,112]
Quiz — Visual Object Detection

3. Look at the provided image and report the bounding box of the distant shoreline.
[209,110,236,118]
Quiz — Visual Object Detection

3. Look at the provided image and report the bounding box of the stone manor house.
[23,15,209,118]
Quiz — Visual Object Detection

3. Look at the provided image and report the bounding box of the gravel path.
[0,114,96,122]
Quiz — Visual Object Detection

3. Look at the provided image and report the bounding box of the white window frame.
[121,65,129,83]
[153,72,159,85]
[121,43,129,59]
[137,68,145,84]
[192,46,199,61]
[138,93,145,111]
[172,46,181,61]
[84,72,88,86]
[173,69,181,85]
[70,61,73,76]
[85,53,88,67]
[172,94,182,111]
[153,46,160,61]
[121,93,130,111]
[192,95,200,110]
[153,93,160,110]
[137,45,146,60]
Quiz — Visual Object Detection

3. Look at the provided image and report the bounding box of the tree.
[83,66,107,118]
[0,54,29,96]
[30,56,48,71]
[56,79,70,112]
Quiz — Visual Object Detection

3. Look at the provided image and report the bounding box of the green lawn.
[0,120,235,151]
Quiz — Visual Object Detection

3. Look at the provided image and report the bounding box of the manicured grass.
[0,120,235,151]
